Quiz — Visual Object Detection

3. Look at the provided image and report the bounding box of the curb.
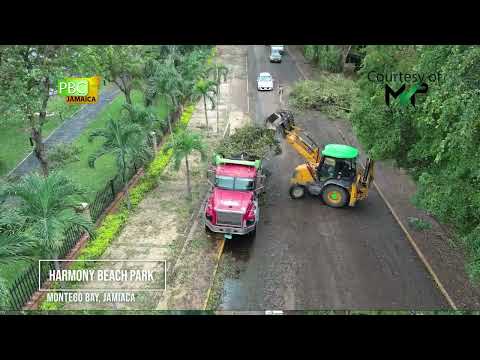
[203,239,225,310]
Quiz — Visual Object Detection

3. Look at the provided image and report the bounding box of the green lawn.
[60,90,168,201]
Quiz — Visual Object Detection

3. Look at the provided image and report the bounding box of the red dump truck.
[204,154,266,239]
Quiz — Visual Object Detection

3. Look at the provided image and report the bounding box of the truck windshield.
[215,176,255,191]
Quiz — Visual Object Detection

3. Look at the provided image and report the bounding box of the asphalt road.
[219,45,448,310]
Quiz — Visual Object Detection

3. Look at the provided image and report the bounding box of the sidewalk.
[287,45,480,308]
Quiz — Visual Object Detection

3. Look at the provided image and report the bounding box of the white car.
[257,72,274,91]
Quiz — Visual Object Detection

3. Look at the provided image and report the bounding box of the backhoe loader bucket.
[265,110,295,132]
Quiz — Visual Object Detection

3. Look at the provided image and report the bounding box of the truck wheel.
[289,184,306,199]
[205,225,213,234]
[248,228,257,239]
[321,185,348,208]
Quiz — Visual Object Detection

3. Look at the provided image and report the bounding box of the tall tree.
[88,117,150,209]
[154,61,185,133]
[81,45,145,111]
[193,79,217,131]
[164,130,207,199]
[0,45,76,176]
[207,62,228,133]
[6,172,93,275]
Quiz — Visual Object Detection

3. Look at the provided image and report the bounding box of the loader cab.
[317,144,358,182]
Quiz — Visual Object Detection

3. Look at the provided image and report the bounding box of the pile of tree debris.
[288,76,356,119]
[215,125,281,160]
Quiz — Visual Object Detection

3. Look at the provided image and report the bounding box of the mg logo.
[385,82,428,107]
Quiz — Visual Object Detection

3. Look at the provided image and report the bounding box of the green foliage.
[79,46,145,95]
[179,105,195,127]
[88,117,151,194]
[350,45,480,281]
[289,75,357,119]
[6,172,94,259]
[76,211,128,263]
[165,130,207,171]
[121,103,167,135]
[216,126,281,160]
[304,45,343,72]
[147,149,173,179]
[47,143,82,169]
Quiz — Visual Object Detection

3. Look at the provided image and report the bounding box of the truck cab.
[205,155,265,238]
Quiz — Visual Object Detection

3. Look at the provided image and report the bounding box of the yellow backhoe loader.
[266,110,375,208]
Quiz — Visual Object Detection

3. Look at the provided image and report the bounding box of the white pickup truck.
[271,45,285,54]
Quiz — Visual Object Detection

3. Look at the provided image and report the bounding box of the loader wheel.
[322,185,348,208]
[289,184,306,199]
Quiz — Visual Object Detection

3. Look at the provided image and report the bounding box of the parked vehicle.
[205,155,266,239]
[257,72,274,91]
[271,45,285,54]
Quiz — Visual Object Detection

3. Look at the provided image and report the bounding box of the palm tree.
[6,172,93,277]
[207,62,228,133]
[122,104,166,135]
[164,130,207,200]
[142,57,159,108]
[194,79,217,131]
[88,117,150,209]
[121,104,167,154]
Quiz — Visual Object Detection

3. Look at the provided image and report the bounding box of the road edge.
[287,45,457,310]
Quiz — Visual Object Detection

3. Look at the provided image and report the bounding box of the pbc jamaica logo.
[385,82,428,107]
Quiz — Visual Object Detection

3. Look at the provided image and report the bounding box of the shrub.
[47,143,82,169]
[407,217,432,231]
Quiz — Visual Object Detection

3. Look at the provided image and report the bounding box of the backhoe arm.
[285,127,320,166]
[265,111,320,166]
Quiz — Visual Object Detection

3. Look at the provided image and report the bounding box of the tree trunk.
[342,45,352,68]
[216,86,220,134]
[145,96,152,107]
[122,156,131,210]
[124,88,132,106]
[31,126,49,177]
[185,155,192,200]
[31,79,51,177]
[168,113,173,134]
[203,95,209,130]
